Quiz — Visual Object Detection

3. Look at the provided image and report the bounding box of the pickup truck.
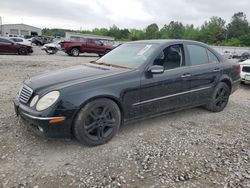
[62,39,114,57]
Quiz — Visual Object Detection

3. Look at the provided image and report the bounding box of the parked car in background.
[41,40,62,54]
[62,38,114,57]
[9,37,32,46]
[14,40,241,146]
[32,36,52,46]
[0,37,33,55]
[239,52,250,62]
[239,59,250,84]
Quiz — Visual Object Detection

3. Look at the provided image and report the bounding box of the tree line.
[42,12,250,46]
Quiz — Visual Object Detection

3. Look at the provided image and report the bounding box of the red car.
[62,38,113,57]
[0,37,33,55]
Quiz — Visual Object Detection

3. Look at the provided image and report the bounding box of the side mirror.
[148,65,164,74]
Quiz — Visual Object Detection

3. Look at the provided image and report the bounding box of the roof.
[1,23,41,30]
[127,39,207,46]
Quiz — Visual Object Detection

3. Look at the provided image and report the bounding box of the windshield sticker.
[137,45,152,55]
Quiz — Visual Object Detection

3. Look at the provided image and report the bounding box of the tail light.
[236,64,241,76]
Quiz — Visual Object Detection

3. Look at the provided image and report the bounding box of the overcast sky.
[0,0,250,30]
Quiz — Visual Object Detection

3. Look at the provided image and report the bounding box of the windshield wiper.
[90,61,110,66]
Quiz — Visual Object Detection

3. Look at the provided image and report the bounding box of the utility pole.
[0,16,2,36]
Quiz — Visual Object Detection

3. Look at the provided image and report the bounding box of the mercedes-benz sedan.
[14,40,241,146]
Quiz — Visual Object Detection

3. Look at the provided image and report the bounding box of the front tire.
[18,47,28,55]
[74,98,121,146]
[205,82,230,112]
[70,48,80,57]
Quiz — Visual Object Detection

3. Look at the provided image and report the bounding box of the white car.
[239,59,250,84]
[9,37,32,46]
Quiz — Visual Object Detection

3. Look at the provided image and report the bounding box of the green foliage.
[182,25,200,40]
[42,12,250,46]
[129,29,145,41]
[222,38,241,46]
[161,21,185,39]
[199,16,226,44]
[145,23,160,39]
[227,12,249,39]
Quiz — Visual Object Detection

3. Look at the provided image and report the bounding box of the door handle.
[213,68,221,72]
[181,73,191,78]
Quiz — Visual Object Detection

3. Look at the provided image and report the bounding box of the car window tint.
[207,50,219,63]
[187,45,209,65]
[95,40,102,46]
[153,44,184,70]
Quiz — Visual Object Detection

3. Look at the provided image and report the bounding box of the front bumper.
[14,98,77,138]
[240,72,250,83]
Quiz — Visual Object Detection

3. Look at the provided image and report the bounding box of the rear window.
[187,44,209,65]
[207,50,219,63]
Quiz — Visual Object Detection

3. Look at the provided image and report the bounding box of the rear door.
[185,43,223,105]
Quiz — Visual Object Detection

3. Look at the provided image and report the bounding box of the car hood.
[24,63,130,92]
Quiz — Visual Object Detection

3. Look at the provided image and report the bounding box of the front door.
[137,44,193,117]
[0,38,16,53]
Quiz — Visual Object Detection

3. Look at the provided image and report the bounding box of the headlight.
[30,95,39,107]
[36,91,60,111]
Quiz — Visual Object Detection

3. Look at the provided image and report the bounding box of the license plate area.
[245,75,250,81]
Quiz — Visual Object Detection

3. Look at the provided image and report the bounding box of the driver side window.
[153,44,184,70]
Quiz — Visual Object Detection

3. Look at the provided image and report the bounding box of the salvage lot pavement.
[0,47,249,188]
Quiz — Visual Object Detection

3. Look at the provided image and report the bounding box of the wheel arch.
[219,75,232,93]
[70,95,125,135]
[70,46,81,51]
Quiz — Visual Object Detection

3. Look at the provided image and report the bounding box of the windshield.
[96,43,159,69]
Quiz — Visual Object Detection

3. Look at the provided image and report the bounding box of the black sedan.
[14,40,241,146]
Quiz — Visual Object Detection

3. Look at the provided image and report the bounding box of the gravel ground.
[0,47,250,188]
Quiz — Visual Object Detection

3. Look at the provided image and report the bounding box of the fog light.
[38,126,44,132]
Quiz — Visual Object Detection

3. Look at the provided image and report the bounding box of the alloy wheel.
[215,87,229,107]
[84,106,116,141]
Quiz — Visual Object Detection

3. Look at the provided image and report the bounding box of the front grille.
[19,85,33,104]
[242,66,250,73]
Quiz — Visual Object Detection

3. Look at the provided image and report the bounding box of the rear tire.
[74,98,121,146]
[18,47,28,55]
[205,82,230,112]
[70,48,80,57]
